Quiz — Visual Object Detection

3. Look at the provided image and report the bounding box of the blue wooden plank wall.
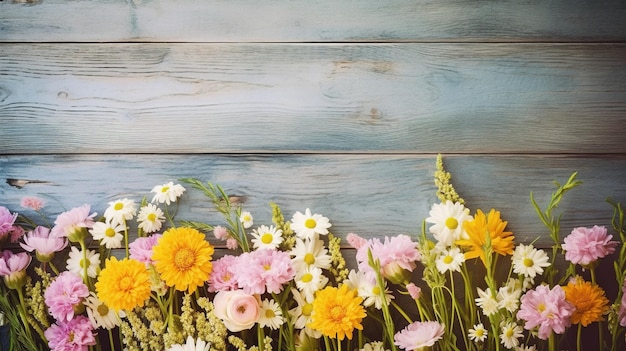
[1,0,626,254]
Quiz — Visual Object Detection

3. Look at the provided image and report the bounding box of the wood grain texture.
[1,154,625,248]
[1,0,625,42]
[2,43,626,154]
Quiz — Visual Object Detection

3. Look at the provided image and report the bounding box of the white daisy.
[167,336,211,351]
[360,341,390,351]
[500,322,523,349]
[475,287,499,316]
[425,201,473,247]
[290,237,332,271]
[295,266,328,301]
[84,292,123,329]
[512,244,550,278]
[103,198,136,224]
[66,246,100,279]
[288,288,314,330]
[151,182,185,205]
[137,204,165,233]
[290,208,331,240]
[515,345,537,351]
[239,211,253,229]
[497,278,523,313]
[251,225,283,250]
[89,219,125,249]
[468,323,488,342]
[344,269,393,310]
[258,298,284,330]
[435,247,465,273]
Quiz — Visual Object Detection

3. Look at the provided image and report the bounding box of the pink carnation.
[45,271,90,322]
[517,284,575,340]
[50,205,96,239]
[129,233,162,265]
[562,225,618,266]
[213,225,229,240]
[346,233,368,250]
[208,255,240,292]
[394,321,444,350]
[44,315,96,351]
[20,196,45,211]
[356,234,421,284]
[233,249,295,295]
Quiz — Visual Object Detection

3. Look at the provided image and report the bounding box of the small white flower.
[290,237,332,271]
[290,208,331,240]
[360,341,390,351]
[288,288,314,330]
[344,269,393,310]
[151,182,185,205]
[475,287,499,316]
[251,225,283,250]
[103,198,136,224]
[258,298,284,330]
[89,219,125,249]
[239,211,253,229]
[66,246,100,279]
[515,345,538,351]
[167,336,211,351]
[435,247,465,273]
[468,323,488,342]
[425,201,472,247]
[500,322,523,349]
[295,266,328,301]
[497,278,523,313]
[512,244,550,278]
[84,292,123,330]
[137,204,165,233]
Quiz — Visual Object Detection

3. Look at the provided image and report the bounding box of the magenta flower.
[45,271,90,321]
[20,196,45,211]
[129,233,162,266]
[356,234,421,285]
[44,315,96,351]
[20,226,68,262]
[208,255,240,292]
[517,284,575,339]
[562,225,618,266]
[0,250,32,289]
[394,321,444,351]
[234,249,295,295]
[50,205,96,242]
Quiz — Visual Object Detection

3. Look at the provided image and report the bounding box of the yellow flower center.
[372,286,381,295]
[301,273,313,283]
[68,331,75,342]
[97,303,109,316]
[475,329,484,337]
[537,303,546,312]
[173,248,195,271]
[305,218,317,229]
[261,233,274,244]
[523,258,534,267]
[304,253,315,265]
[505,329,514,337]
[443,255,454,264]
[265,309,276,318]
[330,305,345,321]
[161,186,170,193]
[263,264,272,271]
[147,213,157,221]
[80,258,90,268]
[119,276,133,291]
[105,228,116,238]
[302,303,313,316]
[445,217,458,229]
[114,203,124,211]
[242,215,251,222]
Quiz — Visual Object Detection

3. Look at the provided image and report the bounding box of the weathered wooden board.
[1,0,625,42]
[2,43,626,154]
[2,154,625,248]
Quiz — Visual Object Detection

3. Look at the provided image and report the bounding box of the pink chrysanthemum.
[346,233,368,250]
[129,233,162,266]
[356,234,421,285]
[517,284,575,340]
[20,196,45,211]
[394,321,445,351]
[234,249,295,295]
[20,226,68,261]
[0,206,18,236]
[45,271,90,322]
[619,277,626,327]
[562,225,618,266]
[208,255,240,292]
[50,205,97,241]
[44,315,96,351]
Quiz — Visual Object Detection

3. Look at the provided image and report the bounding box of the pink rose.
[213,290,260,332]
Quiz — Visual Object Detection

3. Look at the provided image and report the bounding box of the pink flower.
[20,196,45,211]
[44,315,96,351]
[356,234,421,285]
[213,290,260,332]
[517,284,575,339]
[406,282,422,299]
[208,255,239,292]
[394,321,444,351]
[50,205,97,242]
[0,207,18,236]
[129,233,162,265]
[562,225,618,266]
[619,277,626,327]
[226,237,239,250]
[0,250,32,289]
[346,233,368,250]
[20,226,68,262]
[213,225,229,240]
[45,271,90,321]
[234,249,295,295]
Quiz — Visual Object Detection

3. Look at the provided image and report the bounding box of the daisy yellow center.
[261,233,274,244]
[161,186,170,193]
[445,217,458,229]
[301,273,313,283]
[147,213,157,221]
[114,203,124,211]
[105,228,116,238]
[523,258,534,267]
[304,253,315,265]
[475,329,485,337]
[372,286,381,295]
[302,303,313,316]
[243,215,251,222]
[265,309,276,318]
[443,255,454,264]
[80,258,90,268]
[97,303,109,316]
[305,218,317,229]
[505,329,514,337]
[174,248,195,271]
[330,305,345,321]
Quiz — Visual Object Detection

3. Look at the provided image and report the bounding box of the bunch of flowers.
[0,155,625,351]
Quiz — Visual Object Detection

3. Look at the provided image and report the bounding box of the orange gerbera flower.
[308,284,366,340]
[456,209,514,264]
[563,276,609,326]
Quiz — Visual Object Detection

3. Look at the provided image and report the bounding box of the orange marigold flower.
[456,209,514,264]
[308,284,366,340]
[96,257,151,312]
[152,227,214,293]
[563,276,609,326]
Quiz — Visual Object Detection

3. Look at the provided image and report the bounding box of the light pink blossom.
[394,321,444,351]
[208,255,240,292]
[562,225,618,266]
[20,196,45,211]
[346,233,368,250]
[0,250,31,289]
[619,277,626,327]
[50,205,97,241]
[213,290,260,332]
[20,226,68,261]
[44,315,96,351]
[129,233,162,266]
[226,237,239,250]
[213,225,229,240]
[233,249,295,295]
[517,284,575,339]
[0,207,18,236]
[406,282,422,299]
[45,271,90,321]
[356,234,421,285]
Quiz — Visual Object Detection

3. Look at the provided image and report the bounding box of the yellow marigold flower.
[96,257,151,312]
[308,284,366,340]
[152,227,214,293]
[456,209,514,264]
[563,276,609,326]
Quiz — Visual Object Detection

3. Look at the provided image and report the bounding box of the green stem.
[16,288,34,341]
[549,333,556,351]
[109,328,116,351]
[123,218,129,258]
[577,323,582,351]
[257,325,265,351]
